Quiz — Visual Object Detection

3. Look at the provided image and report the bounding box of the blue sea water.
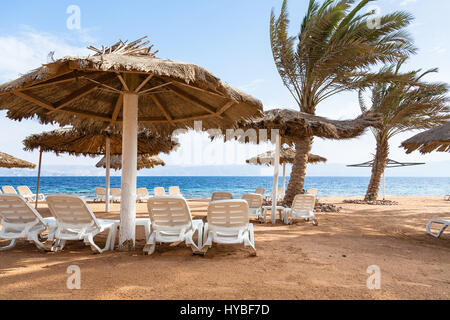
[0,176,448,199]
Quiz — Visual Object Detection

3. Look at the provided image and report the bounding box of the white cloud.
[238,78,265,93]
[400,0,417,6]
[0,27,90,82]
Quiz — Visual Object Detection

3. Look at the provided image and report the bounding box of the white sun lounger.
[242,193,263,220]
[201,199,256,255]
[2,186,17,195]
[46,195,116,253]
[0,194,56,251]
[144,196,203,255]
[426,219,449,238]
[169,186,181,196]
[282,194,318,226]
[17,186,45,202]
[110,188,121,203]
[136,188,150,202]
[255,188,265,196]
[444,195,450,201]
[94,187,108,202]
[154,187,166,196]
[211,191,233,202]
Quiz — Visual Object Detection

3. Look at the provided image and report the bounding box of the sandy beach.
[0,196,448,300]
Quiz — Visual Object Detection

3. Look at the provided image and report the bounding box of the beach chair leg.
[143,232,156,255]
[86,234,103,254]
[426,220,448,238]
[244,226,257,256]
[29,232,51,251]
[0,239,17,251]
[311,213,318,226]
[51,239,66,252]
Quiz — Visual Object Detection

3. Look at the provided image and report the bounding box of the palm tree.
[270,0,416,205]
[361,61,449,201]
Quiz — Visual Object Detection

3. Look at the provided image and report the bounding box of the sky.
[0,0,449,176]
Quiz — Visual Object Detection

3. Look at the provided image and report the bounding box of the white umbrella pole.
[105,137,111,213]
[383,172,385,200]
[282,162,286,198]
[119,93,138,250]
[35,149,43,209]
[271,132,281,224]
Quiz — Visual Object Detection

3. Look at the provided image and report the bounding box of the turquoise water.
[0,176,448,199]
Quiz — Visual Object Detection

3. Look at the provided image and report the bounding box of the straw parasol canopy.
[246,147,327,165]
[0,37,263,134]
[401,122,450,154]
[227,109,382,145]
[23,127,178,156]
[96,155,165,171]
[0,152,36,169]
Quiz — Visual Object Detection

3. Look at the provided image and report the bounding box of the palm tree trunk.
[364,138,389,202]
[283,136,313,206]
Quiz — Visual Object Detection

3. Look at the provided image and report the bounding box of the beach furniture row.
[0,185,45,202]
[213,188,319,225]
[0,194,256,255]
[94,186,182,203]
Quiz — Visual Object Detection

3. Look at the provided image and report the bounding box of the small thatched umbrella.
[0,37,263,249]
[213,108,380,223]
[246,147,327,196]
[96,155,165,170]
[401,122,450,154]
[23,128,177,210]
[0,152,35,169]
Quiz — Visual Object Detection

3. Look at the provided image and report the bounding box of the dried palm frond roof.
[246,147,327,165]
[212,109,382,145]
[23,128,178,157]
[96,155,165,171]
[401,122,450,154]
[0,152,36,169]
[0,37,263,135]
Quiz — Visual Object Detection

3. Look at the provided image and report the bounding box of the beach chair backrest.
[255,188,265,195]
[207,200,249,228]
[291,194,315,212]
[307,188,318,196]
[154,187,166,196]
[137,188,149,197]
[17,186,33,196]
[242,193,263,209]
[211,192,233,202]
[2,186,17,195]
[111,188,121,196]
[147,196,192,228]
[95,187,106,196]
[169,186,181,195]
[46,195,100,229]
[0,194,46,225]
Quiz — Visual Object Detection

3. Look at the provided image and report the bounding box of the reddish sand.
[0,196,449,300]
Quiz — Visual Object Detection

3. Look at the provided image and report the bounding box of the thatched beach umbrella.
[0,152,35,169]
[214,108,381,222]
[0,37,263,249]
[236,109,383,145]
[96,155,165,170]
[246,147,327,196]
[23,128,176,210]
[401,122,450,154]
